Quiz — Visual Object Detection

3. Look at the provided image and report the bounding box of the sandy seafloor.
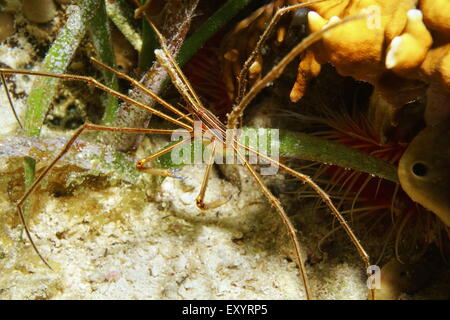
[0,161,369,299]
[0,0,448,300]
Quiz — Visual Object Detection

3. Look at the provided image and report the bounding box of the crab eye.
[411,162,428,178]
